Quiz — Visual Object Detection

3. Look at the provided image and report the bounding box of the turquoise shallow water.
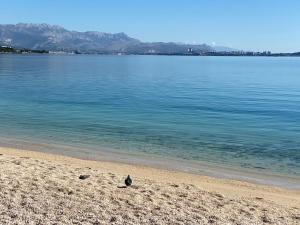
[0,54,299,178]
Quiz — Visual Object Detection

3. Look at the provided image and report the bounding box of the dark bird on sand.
[125,175,132,187]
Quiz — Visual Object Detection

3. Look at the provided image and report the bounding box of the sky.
[1,0,300,52]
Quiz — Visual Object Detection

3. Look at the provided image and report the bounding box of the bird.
[125,175,132,187]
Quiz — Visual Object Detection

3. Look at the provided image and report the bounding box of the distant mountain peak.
[0,23,221,54]
[15,23,65,31]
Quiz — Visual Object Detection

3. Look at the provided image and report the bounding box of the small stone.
[79,175,90,180]
[110,216,117,222]
[261,215,271,223]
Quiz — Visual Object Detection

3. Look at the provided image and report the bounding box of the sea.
[0,54,299,187]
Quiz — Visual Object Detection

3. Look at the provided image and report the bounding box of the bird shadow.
[117,185,127,189]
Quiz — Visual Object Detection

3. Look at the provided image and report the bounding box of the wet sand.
[0,136,299,190]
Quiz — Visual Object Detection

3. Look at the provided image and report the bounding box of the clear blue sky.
[1,0,300,52]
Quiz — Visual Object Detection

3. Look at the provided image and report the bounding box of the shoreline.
[0,146,299,208]
[1,146,300,224]
[1,50,300,57]
[0,136,299,190]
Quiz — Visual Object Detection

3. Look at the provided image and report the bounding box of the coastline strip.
[0,146,299,208]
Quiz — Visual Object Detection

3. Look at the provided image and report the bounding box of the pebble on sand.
[79,175,90,180]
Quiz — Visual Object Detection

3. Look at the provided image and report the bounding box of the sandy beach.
[0,147,299,224]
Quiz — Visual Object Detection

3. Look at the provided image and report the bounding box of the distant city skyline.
[1,0,300,53]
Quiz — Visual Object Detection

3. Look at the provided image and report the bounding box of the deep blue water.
[0,54,299,177]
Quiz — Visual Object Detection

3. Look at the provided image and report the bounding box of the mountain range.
[0,23,234,54]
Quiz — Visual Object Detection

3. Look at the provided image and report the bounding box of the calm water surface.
[0,55,299,178]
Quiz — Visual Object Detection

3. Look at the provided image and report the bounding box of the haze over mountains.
[0,23,232,54]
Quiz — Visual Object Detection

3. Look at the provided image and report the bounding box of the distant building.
[187,48,193,53]
[0,45,12,48]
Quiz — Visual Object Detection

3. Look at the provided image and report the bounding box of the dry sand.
[0,146,299,225]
